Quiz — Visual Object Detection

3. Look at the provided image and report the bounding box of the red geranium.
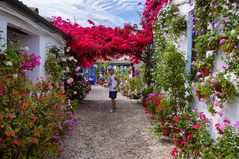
[171,147,179,158]
[13,139,20,145]
[174,116,179,123]
[187,134,193,141]
[6,131,13,137]
[192,124,203,129]
[223,119,231,125]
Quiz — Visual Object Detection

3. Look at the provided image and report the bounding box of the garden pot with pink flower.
[200,64,211,77]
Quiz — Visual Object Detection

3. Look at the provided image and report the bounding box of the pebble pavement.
[59,85,174,159]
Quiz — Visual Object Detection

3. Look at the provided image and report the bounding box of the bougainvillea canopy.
[53,0,169,67]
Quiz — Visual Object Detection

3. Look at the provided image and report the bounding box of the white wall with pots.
[0,2,65,82]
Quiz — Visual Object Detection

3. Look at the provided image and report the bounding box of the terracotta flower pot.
[173,7,179,13]
[173,137,184,147]
[196,90,203,101]
[160,125,171,136]
[200,65,211,77]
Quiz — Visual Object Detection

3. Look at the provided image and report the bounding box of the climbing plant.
[191,0,239,114]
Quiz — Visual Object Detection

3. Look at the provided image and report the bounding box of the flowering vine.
[52,0,169,67]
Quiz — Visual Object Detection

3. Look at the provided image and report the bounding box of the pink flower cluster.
[21,53,41,71]
[52,1,169,67]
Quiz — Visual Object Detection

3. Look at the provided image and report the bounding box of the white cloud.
[20,0,145,27]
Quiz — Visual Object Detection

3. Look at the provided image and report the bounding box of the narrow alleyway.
[60,86,173,159]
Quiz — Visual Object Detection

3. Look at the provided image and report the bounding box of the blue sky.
[20,0,145,27]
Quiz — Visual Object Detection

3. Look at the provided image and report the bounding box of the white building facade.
[171,0,239,138]
[0,0,68,81]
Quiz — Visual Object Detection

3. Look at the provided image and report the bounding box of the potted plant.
[194,52,216,77]
[155,97,175,136]
[154,43,192,107]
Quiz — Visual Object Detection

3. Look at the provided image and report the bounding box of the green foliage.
[45,46,91,101]
[194,72,238,113]
[142,87,154,99]
[154,43,191,106]
[155,97,175,122]
[0,43,73,159]
[127,77,143,99]
[71,99,79,110]
[156,3,187,39]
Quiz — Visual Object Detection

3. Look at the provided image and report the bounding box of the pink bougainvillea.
[52,0,169,67]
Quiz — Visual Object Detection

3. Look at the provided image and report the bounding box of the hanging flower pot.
[200,65,211,77]
[196,90,203,101]
[160,125,171,136]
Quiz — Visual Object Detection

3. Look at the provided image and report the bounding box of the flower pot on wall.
[160,125,171,136]
[200,65,211,77]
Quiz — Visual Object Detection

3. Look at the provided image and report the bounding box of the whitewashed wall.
[0,3,65,82]
[173,0,239,138]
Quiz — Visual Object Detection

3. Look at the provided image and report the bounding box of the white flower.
[65,66,70,73]
[12,74,18,78]
[237,34,239,40]
[6,61,13,66]
[206,50,214,58]
[66,47,71,53]
[73,59,78,63]
[68,56,74,61]
[24,46,29,52]
[61,58,67,62]
[231,29,236,35]
[75,67,80,72]
[235,11,239,16]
